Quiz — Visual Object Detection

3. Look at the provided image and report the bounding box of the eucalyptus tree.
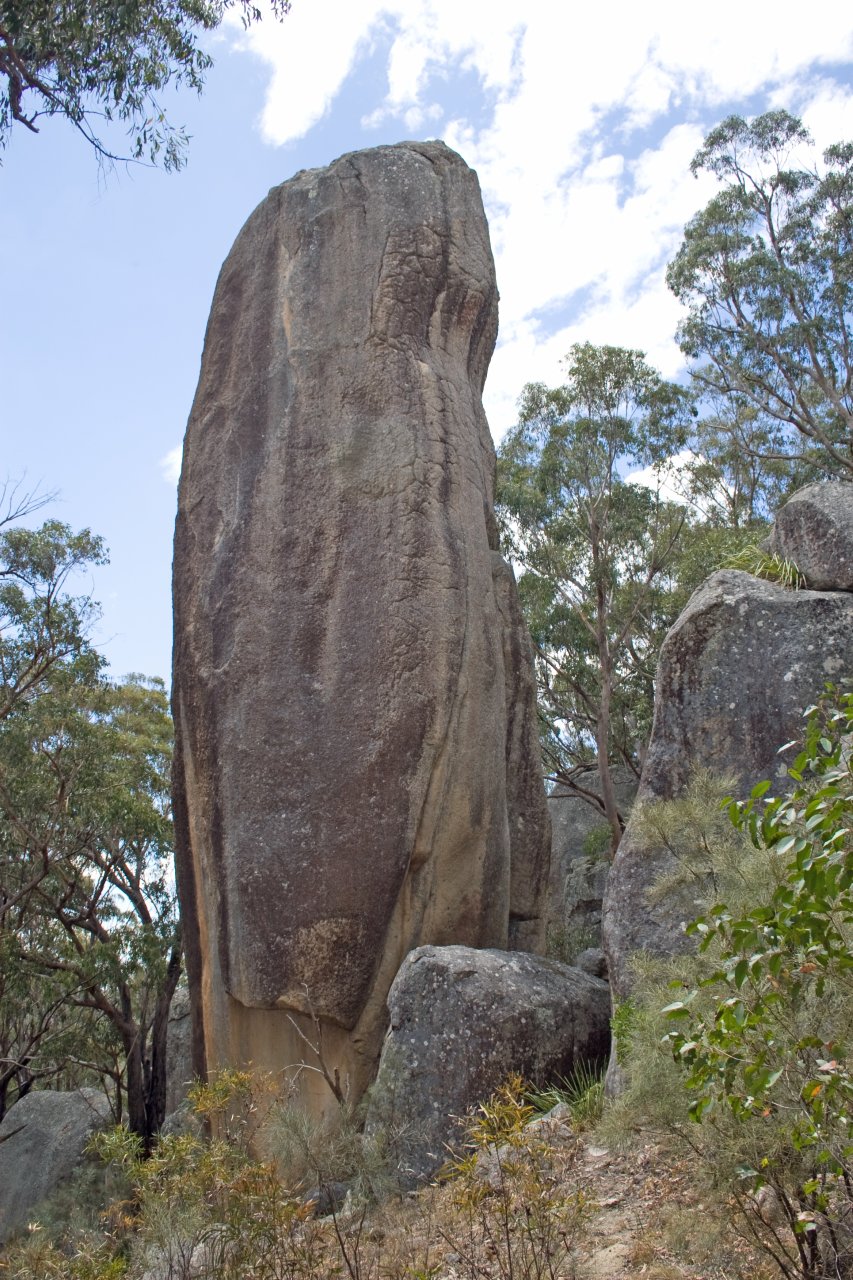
[496,343,693,853]
[668,110,853,476]
[0,511,180,1148]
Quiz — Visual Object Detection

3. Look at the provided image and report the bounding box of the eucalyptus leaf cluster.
[0,0,290,168]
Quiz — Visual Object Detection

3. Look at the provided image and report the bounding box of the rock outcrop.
[172,141,550,1114]
[548,770,637,961]
[767,479,853,591]
[0,1089,111,1244]
[365,945,610,1184]
[603,565,853,1006]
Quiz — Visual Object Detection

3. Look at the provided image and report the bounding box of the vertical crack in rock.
[172,141,550,1113]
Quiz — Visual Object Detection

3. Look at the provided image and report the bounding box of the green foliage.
[0,1,290,169]
[722,545,806,589]
[1,1234,129,1279]
[668,110,853,477]
[0,516,107,720]
[671,398,811,528]
[544,919,598,965]
[0,512,180,1143]
[582,822,613,859]
[86,1075,325,1280]
[637,769,775,912]
[0,1152,132,1278]
[610,999,637,1070]
[662,688,853,1279]
[524,1061,606,1132]
[497,342,693,848]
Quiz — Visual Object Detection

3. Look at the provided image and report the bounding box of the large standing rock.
[0,1089,111,1244]
[365,945,610,1184]
[172,141,550,1114]
[603,569,853,1006]
[767,480,853,591]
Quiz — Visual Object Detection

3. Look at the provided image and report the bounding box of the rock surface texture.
[164,986,193,1118]
[172,141,550,1113]
[603,564,853,1007]
[767,480,853,591]
[366,945,610,1184]
[0,1089,111,1244]
[548,770,637,962]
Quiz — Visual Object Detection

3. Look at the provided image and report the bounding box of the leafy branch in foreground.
[0,1,290,169]
[664,687,853,1280]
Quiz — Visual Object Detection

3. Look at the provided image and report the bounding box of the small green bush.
[722,544,805,589]
[524,1060,606,1131]
[582,823,613,859]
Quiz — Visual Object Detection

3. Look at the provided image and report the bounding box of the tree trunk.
[122,1017,149,1148]
[591,517,624,857]
[595,671,623,857]
[144,936,183,1139]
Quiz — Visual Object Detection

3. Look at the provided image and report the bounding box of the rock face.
[165,986,193,1118]
[603,568,853,1005]
[366,945,610,1184]
[0,1089,111,1244]
[172,141,550,1113]
[768,480,853,592]
[548,770,637,961]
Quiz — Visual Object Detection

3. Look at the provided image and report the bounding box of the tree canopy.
[0,0,290,168]
[0,501,179,1147]
[668,110,853,476]
[496,343,694,851]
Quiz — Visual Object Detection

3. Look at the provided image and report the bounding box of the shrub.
[524,1061,606,1132]
[439,1074,587,1280]
[663,687,853,1280]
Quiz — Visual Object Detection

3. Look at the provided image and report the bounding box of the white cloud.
[233,0,853,441]
[160,445,183,486]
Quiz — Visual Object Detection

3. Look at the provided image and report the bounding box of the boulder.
[0,1088,111,1244]
[767,480,853,591]
[365,944,610,1185]
[172,141,550,1115]
[603,569,853,1006]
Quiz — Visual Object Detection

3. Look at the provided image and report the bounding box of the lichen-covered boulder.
[365,944,610,1185]
[172,141,550,1113]
[603,569,853,1006]
[0,1089,111,1244]
[768,480,853,591]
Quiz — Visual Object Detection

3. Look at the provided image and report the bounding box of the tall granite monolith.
[172,141,551,1115]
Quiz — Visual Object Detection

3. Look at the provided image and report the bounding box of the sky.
[2,0,853,685]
